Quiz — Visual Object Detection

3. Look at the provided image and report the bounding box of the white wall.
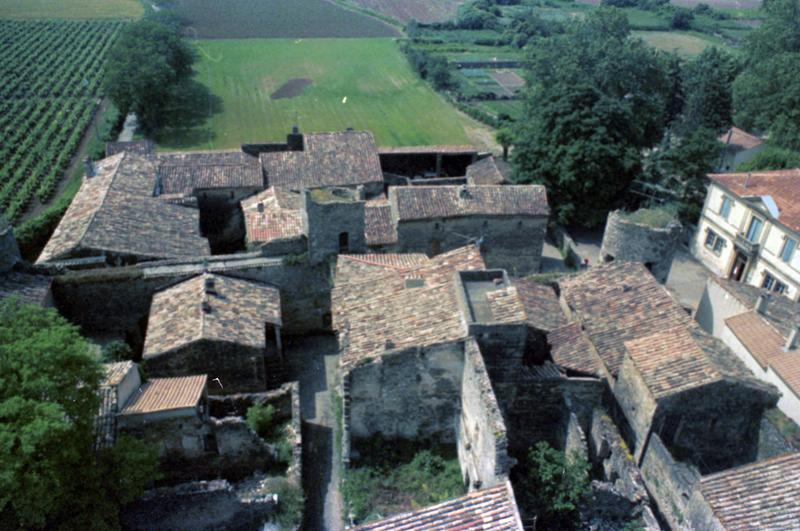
[117,364,142,409]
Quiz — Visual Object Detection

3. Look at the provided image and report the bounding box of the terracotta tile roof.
[0,272,51,306]
[103,361,136,386]
[333,246,485,368]
[105,139,154,158]
[157,163,263,196]
[37,152,210,263]
[390,185,549,221]
[624,326,723,399]
[726,311,800,395]
[485,286,528,324]
[513,278,567,332]
[119,375,206,415]
[699,452,800,530]
[352,480,523,530]
[708,168,800,233]
[559,262,692,376]
[719,126,763,151]
[364,203,397,246]
[548,322,602,376]
[337,252,429,272]
[261,131,383,190]
[143,273,281,359]
[466,156,506,185]
[241,187,305,244]
[711,277,800,338]
[377,145,477,155]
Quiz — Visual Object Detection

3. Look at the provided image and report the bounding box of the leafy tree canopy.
[0,299,157,530]
[104,16,195,133]
[511,8,671,226]
[733,0,800,150]
[736,145,800,171]
[680,46,739,134]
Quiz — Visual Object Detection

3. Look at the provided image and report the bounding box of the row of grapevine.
[0,20,124,221]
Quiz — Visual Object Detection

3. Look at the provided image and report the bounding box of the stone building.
[717,126,764,172]
[37,152,210,265]
[302,187,366,263]
[465,155,508,186]
[599,209,682,283]
[557,262,778,473]
[142,273,283,394]
[388,185,549,275]
[691,168,800,300]
[96,361,211,458]
[696,275,800,424]
[352,480,524,530]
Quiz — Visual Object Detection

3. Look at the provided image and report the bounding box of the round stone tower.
[599,209,682,283]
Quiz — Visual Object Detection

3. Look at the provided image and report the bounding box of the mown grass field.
[156,38,483,150]
[0,0,143,19]
[162,0,399,39]
[632,30,727,57]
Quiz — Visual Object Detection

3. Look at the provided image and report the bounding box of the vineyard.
[0,20,123,220]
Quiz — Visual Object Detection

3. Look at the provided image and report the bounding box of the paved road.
[286,334,344,531]
[665,247,710,312]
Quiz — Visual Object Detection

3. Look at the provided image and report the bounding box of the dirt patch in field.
[271,78,313,100]
[349,0,465,23]
[489,70,525,96]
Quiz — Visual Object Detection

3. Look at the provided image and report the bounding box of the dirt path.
[287,334,344,531]
[19,98,107,223]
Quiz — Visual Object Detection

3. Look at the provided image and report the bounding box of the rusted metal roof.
[119,375,207,415]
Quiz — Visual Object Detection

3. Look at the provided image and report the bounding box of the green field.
[156,38,483,150]
[0,0,143,19]
[633,30,726,57]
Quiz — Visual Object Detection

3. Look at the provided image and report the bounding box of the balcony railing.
[735,233,760,256]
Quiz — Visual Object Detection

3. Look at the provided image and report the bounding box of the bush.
[513,441,590,530]
[266,478,304,530]
[246,403,277,438]
[736,146,800,171]
[102,340,133,362]
[671,8,694,30]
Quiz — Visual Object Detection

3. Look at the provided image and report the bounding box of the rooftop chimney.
[755,293,769,314]
[459,185,470,199]
[204,276,216,295]
[744,172,752,188]
[785,326,799,351]
[84,157,95,178]
[202,298,212,314]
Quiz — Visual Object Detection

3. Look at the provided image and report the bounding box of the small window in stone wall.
[322,313,332,328]
[517,220,523,228]
[482,220,488,228]
[603,254,615,263]
[338,232,349,253]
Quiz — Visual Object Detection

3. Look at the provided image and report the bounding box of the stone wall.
[599,210,682,284]
[640,433,701,530]
[120,479,277,531]
[145,341,269,395]
[457,338,512,491]
[52,254,333,338]
[394,216,547,276]
[345,343,465,443]
[613,354,659,461]
[251,235,307,258]
[564,412,588,459]
[119,412,210,460]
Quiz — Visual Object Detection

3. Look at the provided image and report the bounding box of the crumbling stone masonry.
[599,210,682,283]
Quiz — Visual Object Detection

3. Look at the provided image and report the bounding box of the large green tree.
[104,16,195,133]
[681,47,738,134]
[0,299,157,530]
[733,0,800,150]
[511,8,671,226]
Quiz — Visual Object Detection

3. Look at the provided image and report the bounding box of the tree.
[736,146,800,171]
[0,299,158,529]
[681,47,738,133]
[514,441,590,530]
[733,0,800,149]
[659,127,721,222]
[496,127,514,160]
[511,8,671,226]
[670,8,694,30]
[104,16,195,133]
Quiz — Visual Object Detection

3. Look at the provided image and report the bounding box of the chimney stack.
[786,326,800,351]
[84,157,95,178]
[744,172,752,188]
[755,293,769,314]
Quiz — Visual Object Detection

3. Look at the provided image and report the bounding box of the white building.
[692,168,800,301]
[695,276,800,424]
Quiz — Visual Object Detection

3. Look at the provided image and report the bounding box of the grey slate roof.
[260,131,383,190]
[37,152,210,263]
[389,185,549,221]
[466,156,507,185]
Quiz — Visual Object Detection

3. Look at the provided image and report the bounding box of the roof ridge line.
[80,151,128,249]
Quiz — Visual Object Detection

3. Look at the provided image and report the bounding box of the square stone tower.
[302,186,366,264]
